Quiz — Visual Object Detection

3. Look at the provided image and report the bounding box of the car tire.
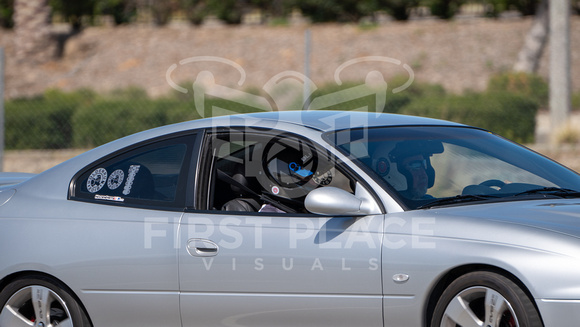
[431,271,543,327]
[0,274,91,327]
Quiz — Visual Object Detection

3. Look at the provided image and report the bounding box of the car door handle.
[186,239,219,257]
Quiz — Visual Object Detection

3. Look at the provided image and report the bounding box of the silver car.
[1,110,579,327]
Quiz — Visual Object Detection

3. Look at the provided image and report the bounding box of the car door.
[68,133,198,327]
[179,129,384,327]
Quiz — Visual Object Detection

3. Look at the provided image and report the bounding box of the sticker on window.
[87,168,108,193]
[107,169,125,190]
[122,165,141,195]
[95,194,124,202]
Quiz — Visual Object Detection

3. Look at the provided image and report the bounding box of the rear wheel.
[431,271,543,327]
[0,275,91,327]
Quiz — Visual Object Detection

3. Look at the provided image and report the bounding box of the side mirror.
[305,186,381,216]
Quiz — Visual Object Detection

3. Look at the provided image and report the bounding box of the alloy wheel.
[0,285,73,327]
[440,286,518,327]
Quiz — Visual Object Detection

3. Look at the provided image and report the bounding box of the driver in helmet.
[398,154,430,200]
[389,140,440,200]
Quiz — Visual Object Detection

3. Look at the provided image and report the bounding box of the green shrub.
[428,0,464,19]
[307,80,416,113]
[44,88,97,105]
[572,91,580,111]
[163,99,201,124]
[4,89,93,149]
[400,91,538,143]
[107,86,149,100]
[71,92,276,147]
[4,78,546,149]
[72,99,179,147]
[488,72,548,108]
[6,97,70,149]
[391,75,446,98]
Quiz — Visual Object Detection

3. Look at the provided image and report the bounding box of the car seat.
[220,172,261,212]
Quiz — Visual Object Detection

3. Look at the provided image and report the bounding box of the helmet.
[388,140,443,190]
[371,140,443,192]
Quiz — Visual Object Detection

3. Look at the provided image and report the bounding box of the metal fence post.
[549,0,572,143]
[0,47,4,172]
[304,29,311,110]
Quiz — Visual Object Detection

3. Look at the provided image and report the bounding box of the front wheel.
[431,271,543,327]
[0,275,91,327]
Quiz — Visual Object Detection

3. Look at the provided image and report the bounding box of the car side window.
[201,130,355,214]
[71,135,194,209]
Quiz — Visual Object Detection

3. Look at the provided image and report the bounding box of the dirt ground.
[3,149,86,173]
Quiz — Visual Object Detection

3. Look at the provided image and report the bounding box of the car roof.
[95,111,466,157]
[206,110,464,132]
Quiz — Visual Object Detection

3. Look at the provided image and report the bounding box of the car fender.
[380,222,580,326]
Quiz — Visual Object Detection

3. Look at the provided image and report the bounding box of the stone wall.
[2,17,579,99]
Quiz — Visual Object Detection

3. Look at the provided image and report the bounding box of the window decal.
[107,169,125,190]
[95,194,124,202]
[122,165,141,196]
[87,168,108,193]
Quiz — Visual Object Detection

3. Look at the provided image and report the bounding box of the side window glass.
[205,131,355,214]
[73,137,191,208]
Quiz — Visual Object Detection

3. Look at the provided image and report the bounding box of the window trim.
[193,127,384,216]
[68,130,200,212]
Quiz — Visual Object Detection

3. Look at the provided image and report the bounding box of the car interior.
[204,131,354,214]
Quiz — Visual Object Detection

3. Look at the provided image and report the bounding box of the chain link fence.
[3,68,550,171]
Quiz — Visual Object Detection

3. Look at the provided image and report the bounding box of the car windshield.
[327,126,580,210]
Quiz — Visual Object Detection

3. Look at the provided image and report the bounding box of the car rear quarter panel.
[0,192,183,327]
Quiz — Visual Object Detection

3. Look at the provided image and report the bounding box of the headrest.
[231,173,249,195]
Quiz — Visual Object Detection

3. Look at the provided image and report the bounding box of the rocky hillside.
[1,16,578,100]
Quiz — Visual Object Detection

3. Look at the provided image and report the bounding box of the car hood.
[443,199,580,240]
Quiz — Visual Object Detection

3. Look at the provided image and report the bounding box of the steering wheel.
[479,179,505,189]
[262,135,318,189]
